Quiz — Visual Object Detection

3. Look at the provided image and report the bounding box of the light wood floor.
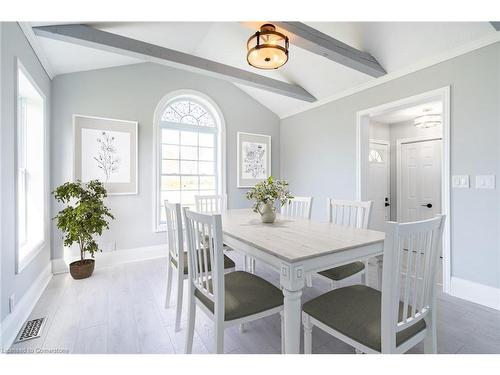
[9,251,500,354]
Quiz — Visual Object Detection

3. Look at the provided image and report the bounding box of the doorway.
[356,87,451,293]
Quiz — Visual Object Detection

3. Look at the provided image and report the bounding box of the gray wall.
[51,62,280,260]
[1,23,52,321]
[281,43,500,289]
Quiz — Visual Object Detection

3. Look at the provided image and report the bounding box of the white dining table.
[221,209,385,354]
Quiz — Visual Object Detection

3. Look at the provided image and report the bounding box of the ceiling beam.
[273,22,386,78]
[490,22,500,31]
[33,24,316,102]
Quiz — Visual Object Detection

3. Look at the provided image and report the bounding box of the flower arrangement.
[246,176,293,222]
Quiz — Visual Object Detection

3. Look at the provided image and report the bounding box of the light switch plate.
[452,175,469,188]
[475,175,495,189]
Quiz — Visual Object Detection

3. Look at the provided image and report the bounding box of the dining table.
[220,208,385,354]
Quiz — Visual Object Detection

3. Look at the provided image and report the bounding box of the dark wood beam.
[33,24,316,102]
[273,22,386,78]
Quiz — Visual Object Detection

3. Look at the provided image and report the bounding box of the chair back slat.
[195,194,227,214]
[164,201,183,265]
[183,208,225,309]
[327,199,372,229]
[381,215,446,351]
[281,196,313,219]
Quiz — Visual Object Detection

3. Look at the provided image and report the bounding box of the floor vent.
[15,317,46,343]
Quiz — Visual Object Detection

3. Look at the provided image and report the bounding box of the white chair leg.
[184,286,196,354]
[175,273,184,332]
[303,314,313,354]
[165,260,173,308]
[251,257,256,273]
[360,270,366,285]
[280,311,285,354]
[214,323,224,354]
[423,307,437,353]
[305,274,313,288]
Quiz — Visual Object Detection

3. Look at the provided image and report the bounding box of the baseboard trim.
[450,276,500,311]
[51,244,167,274]
[0,262,52,350]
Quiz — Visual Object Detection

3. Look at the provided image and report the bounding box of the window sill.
[17,240,46,274]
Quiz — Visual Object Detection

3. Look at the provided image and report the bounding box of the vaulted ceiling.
[26,22,498,118]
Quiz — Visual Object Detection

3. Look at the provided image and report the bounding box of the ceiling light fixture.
[414,108,441,128]
[247,24,289,70]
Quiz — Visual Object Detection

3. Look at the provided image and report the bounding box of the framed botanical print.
[73,114,138,195]
[237,132,271,188]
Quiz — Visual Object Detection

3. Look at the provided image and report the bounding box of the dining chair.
[195,194,255,275]
[195,194,227,213]
[164,201,235,332]
[281,196,313,219]
[302,215,446,354]
[183,208,285,354]
[310,199,372,289]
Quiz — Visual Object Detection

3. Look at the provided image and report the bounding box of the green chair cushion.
[172,252,235,275]
[318,261,365,281]
[195,271,283,322]
[303,285,426,352]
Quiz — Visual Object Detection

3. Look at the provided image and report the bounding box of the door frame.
[356,86,451,294]
[396,135,443,222]
[369,139,391,227]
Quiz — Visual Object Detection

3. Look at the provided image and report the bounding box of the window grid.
[158,99,219,225]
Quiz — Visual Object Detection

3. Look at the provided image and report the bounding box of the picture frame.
[237,132,271,188]
[73,114,138,195]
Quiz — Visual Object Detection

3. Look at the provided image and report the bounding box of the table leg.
[282,287,303,354]
[280,263,305,354]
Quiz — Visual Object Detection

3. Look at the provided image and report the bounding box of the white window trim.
[152,90,226,232]
[14,58,49,274]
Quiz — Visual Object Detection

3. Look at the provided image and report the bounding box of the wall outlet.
[475,175,495,189]
[9,294,15,313]
[452,175,469,188]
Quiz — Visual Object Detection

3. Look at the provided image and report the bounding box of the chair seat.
[195,271,283,322]
[318,261,365,281]
[172,252,235,275]
[303,285,426,352]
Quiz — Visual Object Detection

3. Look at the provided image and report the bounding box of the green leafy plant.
[245,176,294,214]
[53,180,114,262]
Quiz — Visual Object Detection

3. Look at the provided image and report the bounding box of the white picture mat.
[237,132,272,188]
[74,115,138,195]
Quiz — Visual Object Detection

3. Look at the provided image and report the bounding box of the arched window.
[154,91,225,230]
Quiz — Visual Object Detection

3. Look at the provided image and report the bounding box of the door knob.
[421,203,432,208]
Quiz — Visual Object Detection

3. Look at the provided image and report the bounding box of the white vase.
[259,203,276,223]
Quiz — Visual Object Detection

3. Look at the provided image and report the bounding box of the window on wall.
[16,62,46,271]
[157,98,222,227]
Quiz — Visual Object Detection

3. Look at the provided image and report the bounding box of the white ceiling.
[28,22,498,118]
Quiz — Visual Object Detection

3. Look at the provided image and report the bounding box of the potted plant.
[246,176,293,223]
[53,180,114,279]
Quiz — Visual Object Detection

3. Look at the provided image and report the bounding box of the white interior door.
[399,139,442,223]
[367,141,390,231]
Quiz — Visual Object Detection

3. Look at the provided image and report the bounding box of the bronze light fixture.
[247,24,289,70]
